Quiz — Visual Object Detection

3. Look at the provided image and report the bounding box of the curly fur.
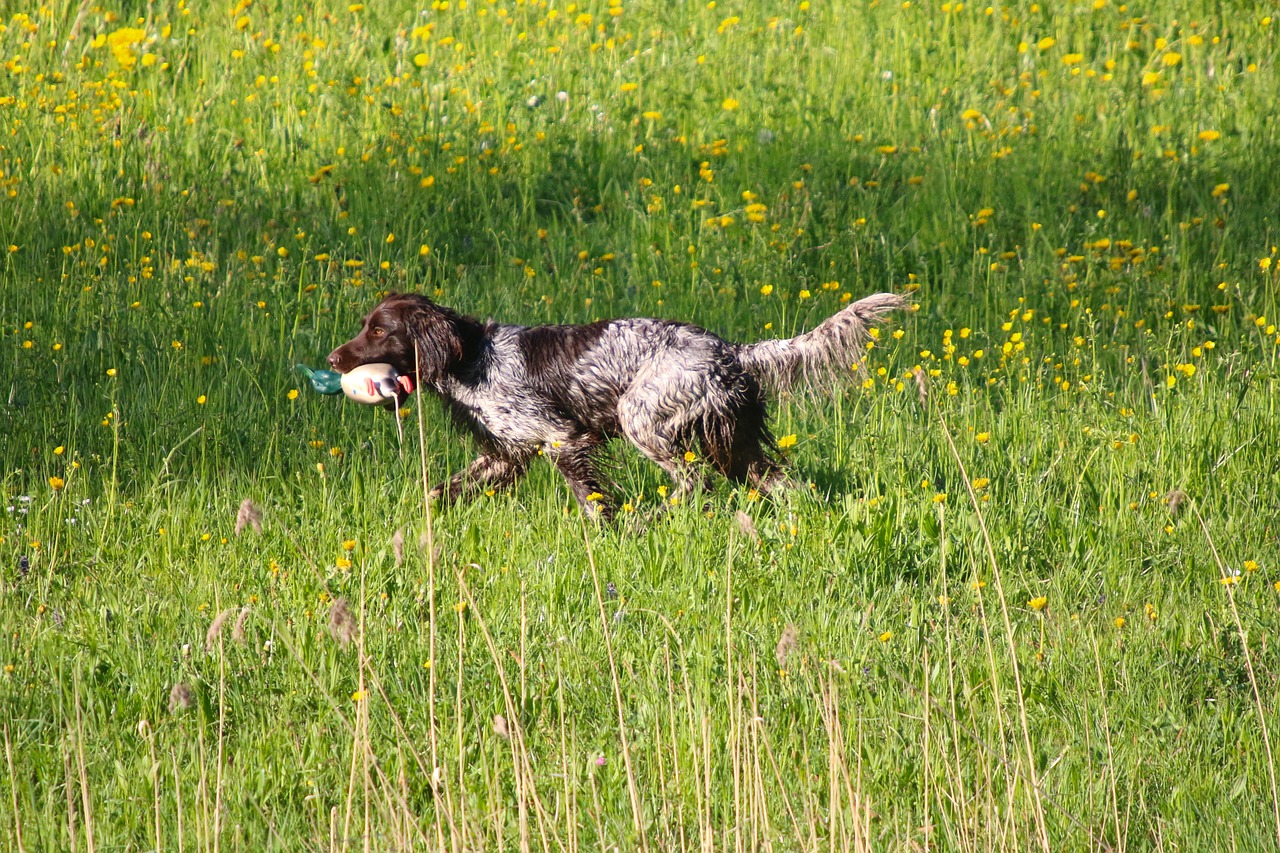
[328,292,905,517]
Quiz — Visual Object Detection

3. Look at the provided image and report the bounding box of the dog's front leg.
[546,437,613,519]
[428,453,530,505]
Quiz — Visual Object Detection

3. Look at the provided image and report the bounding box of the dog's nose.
[327,351,343,370]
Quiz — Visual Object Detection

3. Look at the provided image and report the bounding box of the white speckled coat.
[329,292,905,516]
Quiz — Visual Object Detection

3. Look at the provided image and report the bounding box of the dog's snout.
[327,350,344,371]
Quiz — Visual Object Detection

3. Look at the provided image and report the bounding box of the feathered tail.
[736,292,907,392]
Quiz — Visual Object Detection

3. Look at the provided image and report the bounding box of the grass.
[3,0,1280,848]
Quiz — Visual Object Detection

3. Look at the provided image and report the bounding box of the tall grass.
[3,0,1280,849]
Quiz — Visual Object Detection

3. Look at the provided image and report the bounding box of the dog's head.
[328,293,467,385]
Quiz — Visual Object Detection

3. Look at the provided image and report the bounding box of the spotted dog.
[328,291,906,517]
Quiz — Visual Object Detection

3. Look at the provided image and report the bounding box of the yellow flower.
[932,493,947,503]
[721,97,739,110]
[683,451,697,463]
[351,690,366,702]
[106,368,117,377]
[878,631,893,643]
[975,432,990,443]
[342,539,356,551]
[1062,53,1083,65]
[196,395,207,405]
[760,284,773,296]
[777,434,797,449]
[53,445,65,455]
[1037,37,1056,51]
[586,492,604,501]
[1244,560,1260,573]
[49,476,65,491]
[336,557,352,570]
[1028,596,1048,611]
[1219,575,1239,586]
[413,53,429,67]
[1211,183,1230,197]
[288,389,299,400]
[1162,51,1182,66]
[1114,616,1125,629]
[1197,130,1221,142]
[454,601,467,613]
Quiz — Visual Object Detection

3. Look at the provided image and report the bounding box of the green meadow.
[3,0,1280,848]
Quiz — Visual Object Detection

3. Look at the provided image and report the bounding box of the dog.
[328,291,905,516]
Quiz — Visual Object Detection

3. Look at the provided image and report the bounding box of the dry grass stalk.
[912,366,929,411]
[231,607,251,646]
[775,623,799,671]
[329,597,357,648]
[205,608,235,653]
[234,498,262,536]
[391,527,405,567]
[168,683,193,714]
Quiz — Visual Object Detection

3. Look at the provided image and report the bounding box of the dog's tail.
[736,292,908,393]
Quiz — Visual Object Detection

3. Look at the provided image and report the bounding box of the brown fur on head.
[327,293,470,386]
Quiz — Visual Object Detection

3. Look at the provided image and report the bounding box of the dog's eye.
[370,327,385,338]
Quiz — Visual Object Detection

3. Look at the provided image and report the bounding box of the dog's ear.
[404,299,464,384]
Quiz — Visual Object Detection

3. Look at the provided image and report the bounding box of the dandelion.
[49,476,65,491]
[1028,596,1048,612]
[342,539,356,551]
[878,631,893,643]
[1162,51,1182,66]
[777,434,797,449]
[1244,560,1260,573]
[287,389,299,400]
[775,623,799,669]
[329,598,357,647]
[106,368,117,377]
[351,690,366,702]
[721,97,739,110]
[235,498,263,536]
[1197,130,1221,142]
[976,432,990,444]
[1114,616,1126,629]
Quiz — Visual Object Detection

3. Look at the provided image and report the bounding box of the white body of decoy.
[339,363,414,405]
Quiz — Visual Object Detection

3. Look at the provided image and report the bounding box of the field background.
[3,0,1280,849]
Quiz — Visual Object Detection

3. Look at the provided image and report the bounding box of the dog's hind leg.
[617,398,706,502]
[429,452,532,505]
